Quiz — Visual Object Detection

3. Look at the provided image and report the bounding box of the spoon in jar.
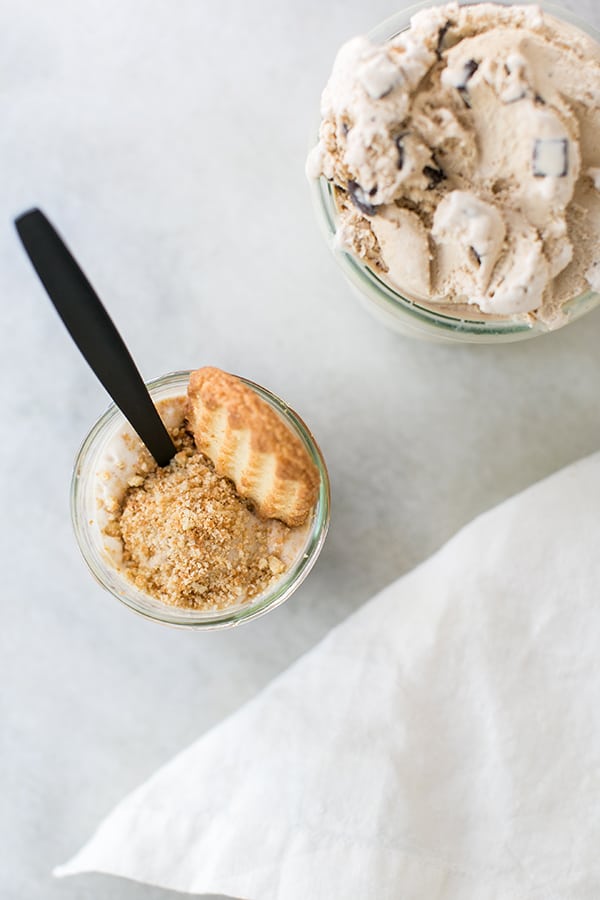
[14,208,177,467]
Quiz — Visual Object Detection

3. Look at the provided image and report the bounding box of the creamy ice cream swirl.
[308,2,600,325]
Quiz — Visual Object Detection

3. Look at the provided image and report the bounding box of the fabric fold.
[56,453,600,899]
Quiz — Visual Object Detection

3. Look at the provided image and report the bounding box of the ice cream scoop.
[308,2,600,341]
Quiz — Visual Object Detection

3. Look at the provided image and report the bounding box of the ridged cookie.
[186,367,320,527]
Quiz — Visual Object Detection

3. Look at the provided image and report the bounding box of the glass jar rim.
[71,370,330,630]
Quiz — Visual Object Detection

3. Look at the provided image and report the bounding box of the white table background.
[1,1,599,897]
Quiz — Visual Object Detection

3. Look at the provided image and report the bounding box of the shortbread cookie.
[187,367,319,527]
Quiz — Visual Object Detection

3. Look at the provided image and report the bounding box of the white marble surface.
[1,1,600,898]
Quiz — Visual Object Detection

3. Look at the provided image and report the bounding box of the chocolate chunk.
[469,246,482,267]
[532,138,569,178]
[347,180,379,216]
[423,164,446,190]
[397,139,405,169]
[395,133,408,170]
[341,121,350,136]
[504,91,527,104]
[462,59,479,82]
[377,84,396,101]
[458,88,472,109]
[436,21,453,59]
[455,60,479,109]
[534,93,546,106]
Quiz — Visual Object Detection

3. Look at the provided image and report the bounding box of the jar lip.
[309,0,600,342]
[367,0,600,45]
[70,370,330,630]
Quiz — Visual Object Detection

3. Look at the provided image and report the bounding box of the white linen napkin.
[56,452,600,899]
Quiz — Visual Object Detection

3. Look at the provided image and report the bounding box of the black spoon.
[14,208,177,467]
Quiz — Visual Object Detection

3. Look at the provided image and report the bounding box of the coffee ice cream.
[307,2,600,327]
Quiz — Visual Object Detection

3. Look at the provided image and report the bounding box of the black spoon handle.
[14,208,176,467]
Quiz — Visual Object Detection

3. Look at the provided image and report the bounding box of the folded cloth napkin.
[56,453,600,899]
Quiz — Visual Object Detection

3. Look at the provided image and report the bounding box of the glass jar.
[309,0,600,343]
[71,371,330,630]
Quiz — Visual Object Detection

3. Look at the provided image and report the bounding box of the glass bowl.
[71,371,330,629]
[309,0,600,343]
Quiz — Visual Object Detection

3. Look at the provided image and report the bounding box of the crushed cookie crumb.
[102,402,298,611]
[268,556,285,575]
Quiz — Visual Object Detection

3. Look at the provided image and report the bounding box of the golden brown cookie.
[186,367,320,527]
